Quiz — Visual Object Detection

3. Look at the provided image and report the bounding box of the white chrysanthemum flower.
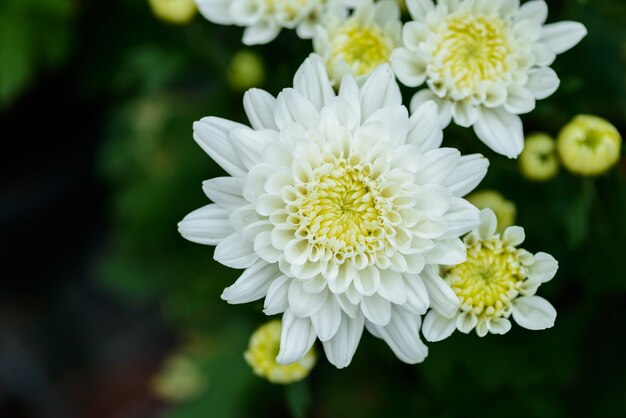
[313,0,402,84]
[178,54,489,368]
[422,208,558,341]
[391,0,587,158]
[195,0,353,45]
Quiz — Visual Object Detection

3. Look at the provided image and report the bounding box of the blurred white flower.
[391,0,587,158]
[178,54,489,368]
[196,0,353,45]
[313,0,402,84]
[422,209,558,341]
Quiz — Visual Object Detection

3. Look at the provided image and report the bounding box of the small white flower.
[422,208,558,341]
[391,0,587,158]
[178,54,489,368]
[313,0,402,84]
[196,0,353,45]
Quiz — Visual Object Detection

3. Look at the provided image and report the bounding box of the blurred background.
[1,0,625,417]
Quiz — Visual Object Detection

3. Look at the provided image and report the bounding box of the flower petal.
[421,266,460,317]
[242,20,281,45]
[243,88,277,130]
[288,280,328,318]
[512,296,557,330]
[407,101,443,152]
[202,177,246,210]
[367,307,428,364]
[214,232,257,269]
[422,310,456,342]
[277,309,317,364]
[193,117,248,177]
[406,0,434,21]
[263,275,291,315]
[473,107,524,159]
[322,312,365,368]
[361,293,392,326]
[293,54,335,111]
[526,67,560,100]
[359,64,402,121]
[221,260,280,304]
[274,88,320,130]
[178,204,233,245]
[390,48,427,87]
[441,154,489,197]
[540,21,587,55]
[311,296,342,342]
[529,252,559,283]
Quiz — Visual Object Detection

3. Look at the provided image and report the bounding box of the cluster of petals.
[196,0,354,45]
[179,54,489,367]
[391,0,587,158]
[423,208,558,341]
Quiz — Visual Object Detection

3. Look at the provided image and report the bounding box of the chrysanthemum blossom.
[391,0,587,158]
[178,54,489,368]
[195,0,352,45]
[422,209,558,341]
[313,0,402,84]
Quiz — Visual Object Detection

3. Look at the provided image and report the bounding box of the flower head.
[557,115,622,177]
[422,209,558,341]
[519,133,559,181]
[313,0,402,83]
[149,0,197,25]
[178,54,489,368]
[391,0,587,158]
[467,189,515,232]
[245,320,316,384]
[196,0,353,45]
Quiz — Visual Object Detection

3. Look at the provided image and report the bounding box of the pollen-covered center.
[332,23,393,76]
[297,160,386,261]
[432,14,511,94]
[444,240,525,320]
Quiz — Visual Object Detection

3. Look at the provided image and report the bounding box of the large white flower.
[313,0,402,84]
[178,54,489,368]
[422,208,558,341]
[391,0,587,158]
[195,0,353,45]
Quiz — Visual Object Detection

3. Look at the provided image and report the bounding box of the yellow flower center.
[298,161,384,259]
[445,239,525,320]
[433,14,511,93]
[332,23,394,76]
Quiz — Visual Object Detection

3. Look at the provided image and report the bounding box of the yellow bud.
[244,320,316,384]
[467,190,516,233]
[152,354,207,402]
[557,115,622,176]
[148,0,197,25]
[519,133,559,181]
[227,51,266,91]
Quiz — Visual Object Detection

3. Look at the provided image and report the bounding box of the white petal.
[202,177,246,210]
[221,260,279,304]
[229,0,263,25]
[452,102,480,128]
[529,252,559,283]
[214,232,257,269]
[390,48,427,87]
[540,21,587,55]
[441,154,489,197]
[361,293,392,326]
[193,117,248,177]
[473,107,524,159]
[526,68,560,100]
[378,271,408,305]
[512,296,557,330]
[178,204,232,245]
[404,274,430,315]
[516,0,547,25]
[499,0,520,18]
[441,198,480,238]
[243,89,277,130]
[311,296,342,341]
[410,90,453,128]
[368,307,428,364]
[477,208,498,239]
[456,311,478,333]
[354,266,381,296]
[422,310,456,342]
[293,54,335,111]
[196,0,234,24]
[407,100,443,152]
[503,225,525,246]
[414,148,461,185]
[402,21,429,51]
[277,310,317,364]
[504,86,536,115]
[359,65,402,121]
[288,280,328,317]
[242,20,281,45]
[487,318,512,335]
[322,312,365,368]
[426,239,466,265]
[421,267,460,317]
[254,231,282,263]
[263,275,291,315]
[274,89,320,130]
[407,0,434,21]
[230,128,277,169]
